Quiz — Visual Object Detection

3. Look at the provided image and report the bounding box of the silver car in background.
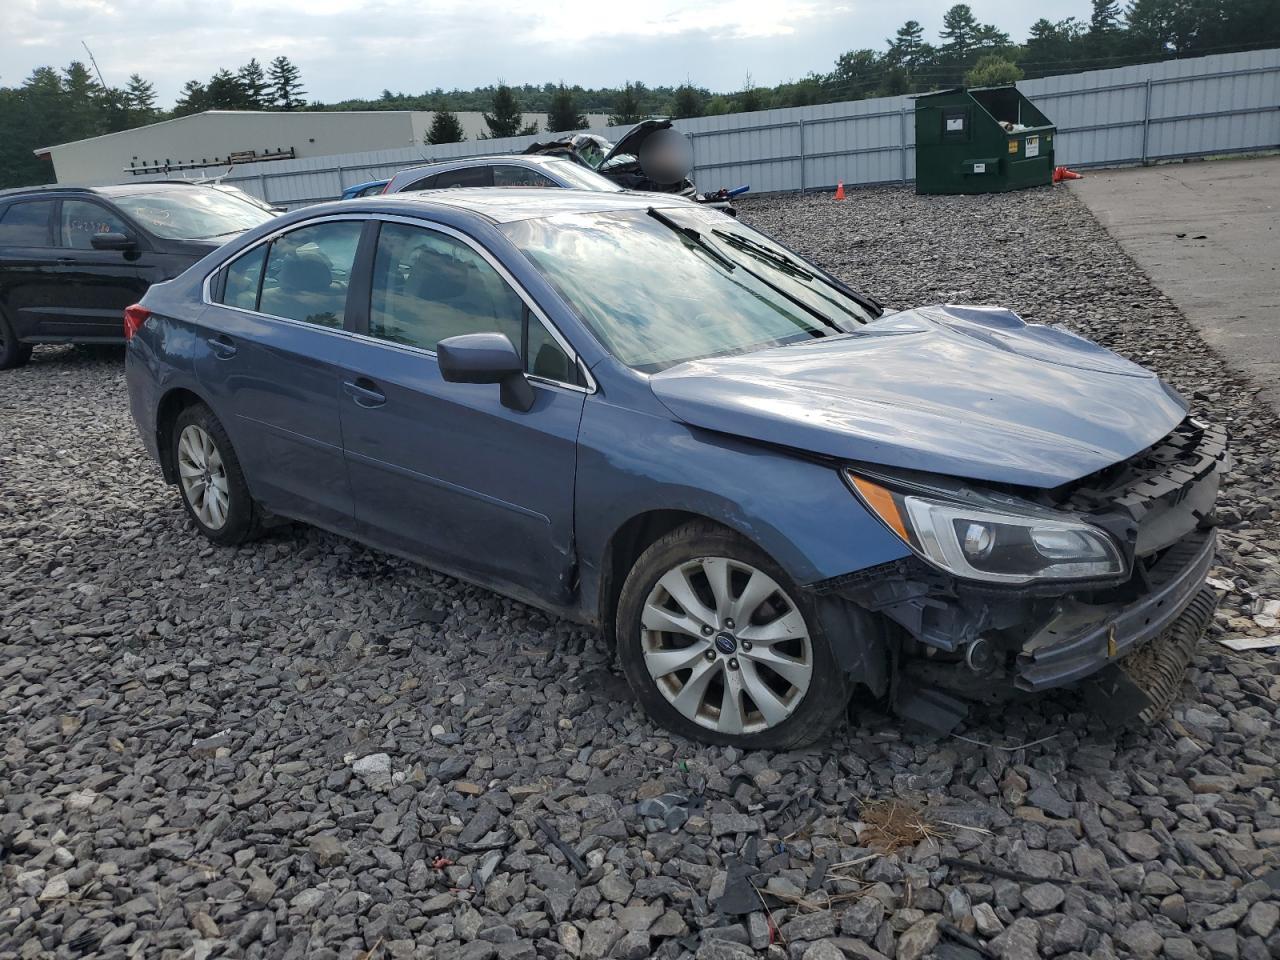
[381,154,623,195]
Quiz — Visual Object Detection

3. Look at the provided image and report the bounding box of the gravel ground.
[1,184,1278,960]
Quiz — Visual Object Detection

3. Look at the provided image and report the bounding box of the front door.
[337,220,585,601]
[47,198,149,341]
[196,218,367,528]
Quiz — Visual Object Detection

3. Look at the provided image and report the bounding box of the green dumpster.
[914,85,1055,195]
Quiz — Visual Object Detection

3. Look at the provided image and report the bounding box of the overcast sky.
[6,0,1093,107]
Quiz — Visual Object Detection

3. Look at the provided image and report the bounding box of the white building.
[35,109,612,185]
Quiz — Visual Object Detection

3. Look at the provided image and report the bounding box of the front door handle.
[343,378,386,408]
[206,334,237,359]
[56,257,76,265]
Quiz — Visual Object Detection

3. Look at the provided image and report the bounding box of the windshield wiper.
[711,228,881,317]
[711,229,814,280]
[647,208,736,271]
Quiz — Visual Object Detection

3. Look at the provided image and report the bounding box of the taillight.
[123,304,151,340]
[380,181,391,194]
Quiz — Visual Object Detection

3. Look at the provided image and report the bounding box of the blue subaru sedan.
[124,189,1225,747]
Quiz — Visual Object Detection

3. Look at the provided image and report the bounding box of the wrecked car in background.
[125,190,1225,748]
[524,119,745,213]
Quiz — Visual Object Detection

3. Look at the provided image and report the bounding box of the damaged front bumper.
[1016,526,1216,690]
[818,418,1228,725]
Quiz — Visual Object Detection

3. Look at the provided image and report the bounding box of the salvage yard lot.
[2,186,1278,959]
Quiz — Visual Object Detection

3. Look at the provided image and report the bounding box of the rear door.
[198,217,367,528]
[47,197,149,340]
[0,199,61,341]
[336,217,586,601]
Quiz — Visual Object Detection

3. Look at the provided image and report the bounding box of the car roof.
[0,182,241,201]
[388,154,582,181]
[355,187,698,224]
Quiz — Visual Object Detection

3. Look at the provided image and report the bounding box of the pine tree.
[671,83,704,119]
[482,83,535,138]
[238,59,271,109]
[206,69,247,110]
[174,79,209,117]
[939,4,980,60]
[735,74,767,112]
[547,83,587,133]
[887,20,926,67]
[426,106,465,144]
[124,74,158,119]
[1090,0,1122,33]
[61,61,104,136]
[609,82,643,125]
[268,56,306,110]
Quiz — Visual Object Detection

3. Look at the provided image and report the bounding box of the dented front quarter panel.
[572,357,913,622]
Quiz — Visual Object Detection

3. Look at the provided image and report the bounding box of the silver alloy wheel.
[177,424,230,530]
[640,556,813,736]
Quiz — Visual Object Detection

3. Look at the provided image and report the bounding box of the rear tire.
[616,520,850,749]
[171,403,260,546]
[0,310,33,370]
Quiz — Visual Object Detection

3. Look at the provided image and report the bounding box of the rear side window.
[493,165,556,187]
[403,175,437,192]
[432,167,493,189]
[258,221,363,328]
[220,245,267,310]
[0,200,55,246]
[60,200,129,249]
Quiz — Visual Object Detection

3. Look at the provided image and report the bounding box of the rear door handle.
[206,334,237,359]
[56,257,76,265]
[343,378,386,408]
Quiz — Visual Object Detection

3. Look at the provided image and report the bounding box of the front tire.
[616,521,850,749]
[0,309,33,370]
[171,403,259,546]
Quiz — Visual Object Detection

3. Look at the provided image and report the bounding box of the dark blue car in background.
[124,189,1225,747]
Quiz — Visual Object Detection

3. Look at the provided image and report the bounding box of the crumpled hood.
[649,305,1188,489]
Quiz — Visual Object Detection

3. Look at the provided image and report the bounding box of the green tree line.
[3,0,1276,188]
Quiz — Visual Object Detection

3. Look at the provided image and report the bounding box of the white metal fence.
[153,48,1278,208]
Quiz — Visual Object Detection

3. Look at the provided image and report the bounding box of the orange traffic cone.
[1053,166,1083,183]
[834,180,845,200]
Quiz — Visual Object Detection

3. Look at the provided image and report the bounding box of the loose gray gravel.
[1,184,1278,960]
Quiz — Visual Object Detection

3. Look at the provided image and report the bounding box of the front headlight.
[848,472,1126,584]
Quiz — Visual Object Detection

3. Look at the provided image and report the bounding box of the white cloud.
[1,0,1094,106]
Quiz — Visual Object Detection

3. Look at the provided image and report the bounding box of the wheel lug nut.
[705,650,716,661]
[725,618,735,629]
[741,641,752,651]
[728,658,739,670]
[701,625,713,636]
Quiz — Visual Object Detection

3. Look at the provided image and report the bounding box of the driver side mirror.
[436,332,534,412]
[90,232,137,252]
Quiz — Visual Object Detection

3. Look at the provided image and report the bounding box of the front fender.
[574,396,912,619]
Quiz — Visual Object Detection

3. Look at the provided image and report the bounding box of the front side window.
[493,165,556,188]
[0,200,55,246]
[259,220,363,328]
[369,222,523,353]
[59,200,129,249]
[113,188,274,241]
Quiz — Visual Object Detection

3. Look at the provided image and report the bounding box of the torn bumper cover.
[820,418,1227,719]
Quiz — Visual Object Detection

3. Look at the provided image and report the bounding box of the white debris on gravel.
[1,185,1277,960]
